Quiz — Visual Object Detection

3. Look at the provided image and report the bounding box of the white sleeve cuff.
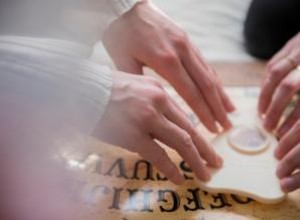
[109,0,142,16]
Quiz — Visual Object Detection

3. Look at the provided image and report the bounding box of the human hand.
[275,119,300,193]
[95,72,223,184]
[102,0,235,133]
[258,32,300,136]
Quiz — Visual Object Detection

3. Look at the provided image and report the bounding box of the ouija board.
[62,86,300,220]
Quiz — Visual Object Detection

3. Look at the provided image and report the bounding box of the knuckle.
[144,76,163,88]
[173,31,188,49]
[269,65,281,76]
[266,62,274,72]
[267,66,283,82]
[181,131,194,149]
[142,106,158,123]
[159,51,179,66]
[188,126,197,138]
[203,77,217,91]
[151,89,167,107]
[281,80,297,92]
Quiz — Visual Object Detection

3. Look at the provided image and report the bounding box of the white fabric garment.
[0,2,142,217]
[0,0,139,153]
[154,0,253,62]
[0,0,140,46]
[93,0,254,65]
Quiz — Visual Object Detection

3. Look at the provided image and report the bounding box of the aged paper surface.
[63,86,300,220]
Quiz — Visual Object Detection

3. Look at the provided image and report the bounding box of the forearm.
[0,36,112,141]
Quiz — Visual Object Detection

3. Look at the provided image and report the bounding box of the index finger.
[182,46,232,130]
[276,144,300,179]
[164,96,223,168]
[276,120,300,160]
[259,57,296,114]
[162,61,220,133]
[190,45,235,113]
[264,69,300,130]
[268,34,298,68]
[151,116,211,181]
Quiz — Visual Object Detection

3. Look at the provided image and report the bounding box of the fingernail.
[281,177,294,193]
[173,172,185,185]
[228,102,236,112]
[202,170,211,182]
[274,147,281,159]
[263,119,272,131]
[276,163,285,179]
[211,123,219,133]
[258,101,264,114]
[225,119,233,130]
[172,164,185,185]
[258,102,268,116]
[257,108,265,118]
[216,155,223,168]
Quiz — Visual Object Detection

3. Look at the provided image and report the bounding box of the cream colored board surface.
[197,95,285,204]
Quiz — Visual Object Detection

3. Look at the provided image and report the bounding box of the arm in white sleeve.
[0,37,112,154]
[0,0,142,47]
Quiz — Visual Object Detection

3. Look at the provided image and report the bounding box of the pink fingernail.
[225,119,233,129]
[281,177,294,193]
[263,119,272,131]
[258,102,265,114]
[228,102,236,112]
[211,123,219,133]
[276,163,285,179]
[205,170,211,181]
[216,155,223,167]
[274,147,280,159]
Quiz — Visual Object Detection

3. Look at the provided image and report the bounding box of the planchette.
[197,108,286,204]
